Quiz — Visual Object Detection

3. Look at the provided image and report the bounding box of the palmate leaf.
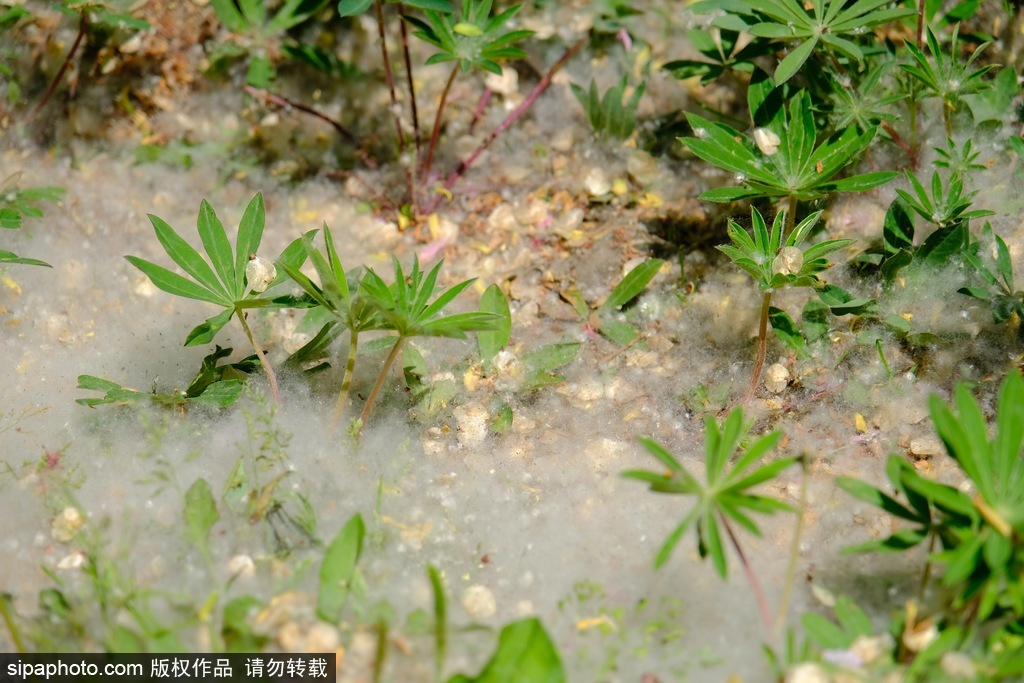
[625,407,797,577]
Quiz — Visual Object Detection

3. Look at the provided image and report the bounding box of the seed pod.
[245,255,276,293]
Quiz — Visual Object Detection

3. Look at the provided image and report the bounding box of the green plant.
[404,0,533,177]
[1,175,63,267]
[623,406,799,631]
[717,207,852,400]
[356,255,503,432]
[125,193,312,405]
[900,25,997,136]
[25,1,149,123]
[838,371,1024,624]
[209,0,333,87]
[280,226,386,429]
[681,74,896,224]
[896,166,993,231]
[690,0,914,84]
[570,75,645,141]
[560,257,664,346]
[959,223,1024,339]
[663,28,773,84]
[76,346,257,409]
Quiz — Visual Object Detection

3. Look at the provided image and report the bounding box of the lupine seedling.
[717,208,852,401]
[623,406,799,632]
[209,0,332,87]
[838,371,1024,623]
[280,226,386,429]
[1,174,63,267]
[356,255,503,433]
[404,0,533,179]
[126,193,312,404]
[681,74,896,230]
[571,75,646,141]
[900,25,996,137]
[959,223,1024,341]
[689,0,914,84]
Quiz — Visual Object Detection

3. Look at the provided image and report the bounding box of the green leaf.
[184,478,220,554]
[918,222,967,266]
[774,37,818,85]
[124,256,227,305]
[477,285,511,362]
[148,214,229,300]
[234,193,266,297]
[338,0,373,16]
[197,199,236,295]
[317,513,365,623]
[599,259,664,312]
[448,618,565,683]
[185,308,235,346]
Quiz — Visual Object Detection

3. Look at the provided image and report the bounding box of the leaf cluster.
[690,0,914,84]
[682,75,895,203]
[571,76,645,141]
[623,407,798,576]
[125,193,310,347]
[404,0,533,75]
[718,208,852,292]
[838,372,1024,623]
[663,28,773,84]
[959,223,1024,335]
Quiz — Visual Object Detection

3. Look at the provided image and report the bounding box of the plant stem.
[721,514,774,636]
[468,88,492,134]
[398,4,421,153]
[422,63,460,182]
[359,336,405,433]
[0,593,25,654]
[244,85,358,145]
[421,36,586,214]
[744,290,773,404]
[372,618,388,683]
[28,11,88,123]
[373,0,415,206]
[330,330,360,432]
[774,456,808,639]
[237,309,281,405]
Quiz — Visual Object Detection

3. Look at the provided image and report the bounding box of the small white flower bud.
[245,255,276,293]
[754,127,781,156]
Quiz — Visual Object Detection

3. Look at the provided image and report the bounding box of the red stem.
[422,63,460,182]
[721,514,774,637]
[373,0,415,206]
[398,5,421,153]
[244,85,358,145]
[468,88,492,134]
[28,11,88,123]
[421,36,586,214]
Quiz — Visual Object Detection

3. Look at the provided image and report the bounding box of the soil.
[1,2,1019,682]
